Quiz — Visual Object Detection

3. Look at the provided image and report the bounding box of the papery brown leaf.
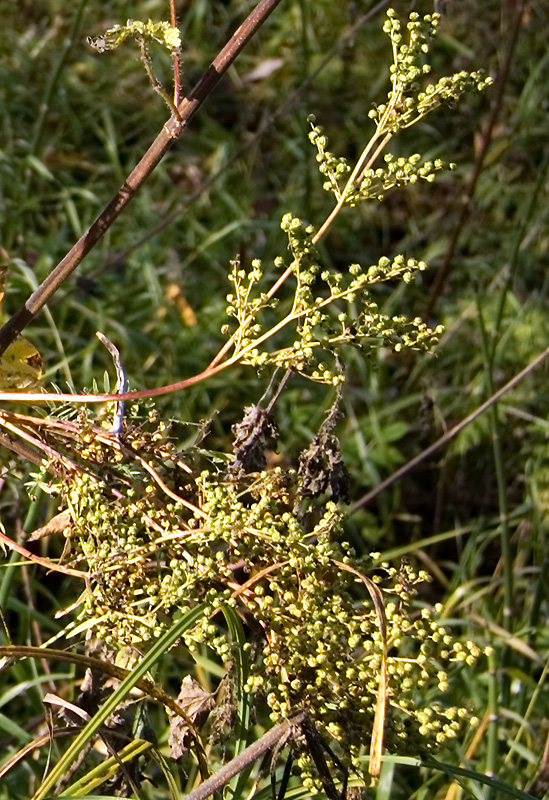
[169,676,215,760]
[27,511,71,542]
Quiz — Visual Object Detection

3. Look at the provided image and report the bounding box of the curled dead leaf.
[169,675,215,760]
[27,511,71,542]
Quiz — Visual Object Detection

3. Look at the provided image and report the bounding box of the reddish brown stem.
[169,0,182,106]
[0,529,88,581]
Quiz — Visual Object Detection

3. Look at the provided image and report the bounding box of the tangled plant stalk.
[0,7,495,796]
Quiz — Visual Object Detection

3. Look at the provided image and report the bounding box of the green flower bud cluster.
[67,468,186,646]
[409,70,493,126]
[372,10,492,132]
[348,153,454,205]
[87,17,182,119]
[382,9,437,93]
[308,10,491,216]
[193,474,486,764]
[65,453,488,776]
[308,118,351,200]
[223,258,267,343]
[87,19,181,54]
[224,215,442,383]
[280,213,319,268]
[310,119,455,204]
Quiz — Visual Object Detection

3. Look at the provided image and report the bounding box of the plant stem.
[0,0,285,357]
[183,714,305,800]
[313,131,391,244]
[486,651,498,800]
[348,346,549,514]
[169,0,182,106]
[477,299,513,728]
[139,35,181,119]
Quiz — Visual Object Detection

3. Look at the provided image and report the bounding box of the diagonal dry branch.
[181,713,304,800]
[348,345,549,514]
[0,0,284,357]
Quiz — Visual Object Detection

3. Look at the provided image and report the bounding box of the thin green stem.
[485,652,499,800]
[29,0,88,157]
[477,300,513,627]
[477,298,513,720]
[139,35,181,120]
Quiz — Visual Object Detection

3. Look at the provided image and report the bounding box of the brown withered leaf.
[296,390,349,503]
[231,404,278,479]
[169,675,215,760]
[27,511,71,541]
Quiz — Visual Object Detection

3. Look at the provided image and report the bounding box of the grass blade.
[32,604,207,800]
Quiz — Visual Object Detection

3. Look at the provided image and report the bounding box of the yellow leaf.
[0,262,44,392]
[0,337,44,392]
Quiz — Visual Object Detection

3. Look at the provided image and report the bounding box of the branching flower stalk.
[0,9,490,404]
[87,17,183,119]
[209,9,491,377]
[313,9,491,242]
[0,10,498,795]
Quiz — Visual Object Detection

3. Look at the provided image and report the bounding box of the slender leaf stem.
[31,606,208,800]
